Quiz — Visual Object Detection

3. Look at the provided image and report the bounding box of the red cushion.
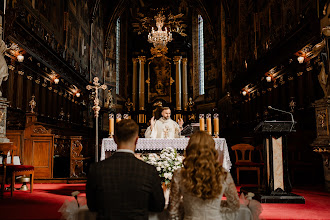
[6,165,34,172]
[235,162,264,166]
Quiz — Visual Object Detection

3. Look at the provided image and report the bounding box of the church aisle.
[0,183,329,220]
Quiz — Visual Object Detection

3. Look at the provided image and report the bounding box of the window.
[198,14,204,95]
[115,17,120,94]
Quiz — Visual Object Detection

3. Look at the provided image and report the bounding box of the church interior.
[1,0,330,219]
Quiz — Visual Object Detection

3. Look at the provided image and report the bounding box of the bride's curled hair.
[181,131,227,200]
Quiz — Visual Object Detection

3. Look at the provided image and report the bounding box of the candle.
[109,114,114,137]
[199,114,205,131]
[213,113,219,137]
[116,113,122,123]
[206,113,212,135]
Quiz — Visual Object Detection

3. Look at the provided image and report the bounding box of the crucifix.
[86,77,107,162]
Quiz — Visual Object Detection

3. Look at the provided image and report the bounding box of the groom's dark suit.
[86,151,165,220]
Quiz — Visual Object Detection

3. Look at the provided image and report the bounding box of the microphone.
[268,106,295,132]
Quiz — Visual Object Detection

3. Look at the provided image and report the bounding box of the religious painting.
[35,0,64,37]
[148,56,172,103]
[36,0,49,20]
[79,27,89,68]
[91,45,104,79]
[80,0,89,29]
[68,10,79,52]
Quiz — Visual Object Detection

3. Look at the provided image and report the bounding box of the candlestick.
[116,113,122,123]
[213,113,219,138]
[199,114,205,131]
[123,114,129,119]
[206,113,212,135]
[109,113,114,138]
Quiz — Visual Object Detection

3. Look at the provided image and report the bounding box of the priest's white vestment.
[145,118,181,138]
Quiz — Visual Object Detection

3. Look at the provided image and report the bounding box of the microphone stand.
[268,106,295,132]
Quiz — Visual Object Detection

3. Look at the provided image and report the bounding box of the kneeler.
[0,143,34,197]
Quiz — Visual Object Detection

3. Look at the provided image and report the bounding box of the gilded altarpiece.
[147,56,173,103]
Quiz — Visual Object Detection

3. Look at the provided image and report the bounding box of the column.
[132,58,138,111]
[174,56,182,110]
[221,3,227,93]
[138,56,146,111]
[182,58,188,111]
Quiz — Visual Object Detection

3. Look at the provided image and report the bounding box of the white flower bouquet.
[142,147,184,186]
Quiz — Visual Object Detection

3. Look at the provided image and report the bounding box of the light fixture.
[148,12,172,50]
[76,92,81,97]
[17,54,24,62]
[297,56,304,64]
[242,91,247,96]
[54,78,59,84]
[266,76,272,82]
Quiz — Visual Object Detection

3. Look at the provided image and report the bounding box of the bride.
[168,131,240,220]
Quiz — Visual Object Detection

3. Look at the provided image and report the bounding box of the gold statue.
[125,98,133,112]
[187,97,194,111]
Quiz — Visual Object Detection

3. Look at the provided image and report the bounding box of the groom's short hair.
[115,119,139,142]
[162,107,171,112]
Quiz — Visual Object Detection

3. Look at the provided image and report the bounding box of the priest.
[145,107,184,138]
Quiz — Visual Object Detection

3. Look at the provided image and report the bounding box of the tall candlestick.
[116,113,122,123]
[213,113,219,138]
[206,113,212,135]
[199,114,205,131]
[109,113,114,138]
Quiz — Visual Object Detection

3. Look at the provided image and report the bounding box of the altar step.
[34,177,87,184]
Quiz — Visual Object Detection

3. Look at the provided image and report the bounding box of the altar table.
[101,138,232,171]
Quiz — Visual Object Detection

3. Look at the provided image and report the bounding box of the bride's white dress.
[168,168,240,220]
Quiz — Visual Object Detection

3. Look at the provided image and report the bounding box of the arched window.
[115,17,120,94]
[198,14,204,95]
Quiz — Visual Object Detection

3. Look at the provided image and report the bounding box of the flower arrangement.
[142,147,184,186]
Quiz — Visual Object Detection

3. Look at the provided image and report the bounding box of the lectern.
[241,120,305,203]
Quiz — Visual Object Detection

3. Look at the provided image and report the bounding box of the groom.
[86,119,165,220]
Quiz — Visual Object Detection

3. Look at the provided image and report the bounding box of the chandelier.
[148,12,173,51]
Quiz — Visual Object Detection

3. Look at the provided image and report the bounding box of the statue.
[318,61,328,98]
[105,89,113,109]
[125,98,133,112]
[187,97,194,111]
[0,39,9,97]
[29,95,37,113]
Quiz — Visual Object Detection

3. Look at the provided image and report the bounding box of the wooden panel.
[6,130,24,158]
[22,139,33,166]
[31,138,54,179]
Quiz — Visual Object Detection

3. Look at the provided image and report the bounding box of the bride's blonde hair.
[181,131,227,200]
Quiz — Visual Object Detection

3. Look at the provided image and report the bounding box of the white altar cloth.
[101,138,232,171]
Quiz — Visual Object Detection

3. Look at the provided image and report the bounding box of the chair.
[231,144,264,187]
[0,143,34,197]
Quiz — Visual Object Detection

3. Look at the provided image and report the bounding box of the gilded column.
[132,58,138,111]
[182,58,188,111]
[221,3,227,93]
[174,56,182,110]
[138,56,146,110]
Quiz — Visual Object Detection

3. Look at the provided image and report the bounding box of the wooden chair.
[231,144,264,187]
[0,143,34,197]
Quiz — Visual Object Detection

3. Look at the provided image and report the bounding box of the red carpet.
[0,184,329,220]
